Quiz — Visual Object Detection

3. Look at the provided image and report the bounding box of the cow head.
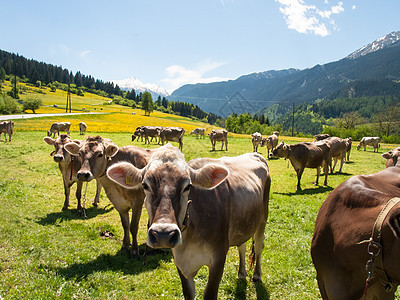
[65,136,119,182]
[44,134,78,163]
[106,144,229,249]
[382,147,400,168]
[270,141,290,158]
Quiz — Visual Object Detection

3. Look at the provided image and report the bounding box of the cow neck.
[179,200,192,232]
[360,197,400,296]
[99,157,112,178]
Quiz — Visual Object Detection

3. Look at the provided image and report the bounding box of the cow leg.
[296,169,304,191]
[323,163,329,186]
[252,227,266,281]
[338,156,345,173]
[129,198,144,257]
[204,255,227,300]
[177,267,195,300]
[118,210,132,252]
[75,180,83,214]
[225,140,228,151]
[332,158,337,173]
[62,177,70,210]
[220,141,224,151]
[92,180,102,207]
[237,243,247,280]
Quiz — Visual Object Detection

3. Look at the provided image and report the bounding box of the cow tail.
[249,240,256,269]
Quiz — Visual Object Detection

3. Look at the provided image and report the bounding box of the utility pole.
[66,83,71,113]
[291,103,295,137]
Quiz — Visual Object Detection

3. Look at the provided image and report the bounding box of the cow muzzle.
[77,170,94,182]
[53,155,64,163]
[147,223,182,249]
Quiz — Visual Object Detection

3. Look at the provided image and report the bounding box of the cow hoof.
[130,249,140,258]
[92,202,98,207]
[62,206,69,211]
[251,275,261,282]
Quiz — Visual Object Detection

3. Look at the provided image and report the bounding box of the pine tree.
[142,91,154,116]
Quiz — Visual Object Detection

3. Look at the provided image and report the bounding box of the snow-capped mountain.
[112,76,169,99]
[346,31,400,59]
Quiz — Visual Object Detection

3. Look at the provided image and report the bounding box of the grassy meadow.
[0,89,399,299]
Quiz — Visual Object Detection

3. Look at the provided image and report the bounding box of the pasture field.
[0,121,397,299]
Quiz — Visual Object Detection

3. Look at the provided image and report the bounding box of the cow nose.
[77,171,93,181]
[147,224,182,248]
[53,155,63,162]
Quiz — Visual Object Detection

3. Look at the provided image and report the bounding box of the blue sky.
[1,0,399,93]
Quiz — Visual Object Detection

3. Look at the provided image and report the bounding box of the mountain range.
[112,76,169,100]
[168,31,400,118]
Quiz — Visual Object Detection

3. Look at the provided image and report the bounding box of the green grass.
[0,128,397,299]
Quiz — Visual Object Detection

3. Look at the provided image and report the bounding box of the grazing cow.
[314,133,330,142]
[44,134,102,213]
[64,136,155,256]
[382,147,400,168]
[208,129,228,151]
[143,126,162,144]
[271,141,330,191]
[158,127,185,150]
[131,126,144,142]
[251,132,262,152]
[47,122,71,138]
[311,166,400,299]
[78,122,87,135]
[190,127,205,139]
[315,137,348,173]
[261,133,279,157]
[0,121,14,142]
[345,137,352,161]
[357,136,380,152]
[106,144,271,299]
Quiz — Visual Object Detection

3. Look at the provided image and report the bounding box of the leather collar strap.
[370,197,400,291]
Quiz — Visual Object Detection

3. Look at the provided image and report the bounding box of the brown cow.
[131,126,144,142]
[44,134,102,213]
[311,166,400,299]
[357,136,380,152]
[314,133,330,141]
[315,137,348,173]
[208,129,228,151]
[47,122,71,138]
[158,126,185,150]
[64,136,155,256]
[345,137,352,162]
[190,127,205,139]
[0,120,14,142]
[106,145,271,299]
[251,132,262,152]
[261,133,279,157]
[271,141,330,191]
[78,122,87,135]
[382,147,400,168]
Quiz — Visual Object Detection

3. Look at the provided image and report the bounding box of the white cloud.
[79,50,91,58]
[352,5,356,9]
[161,60,231,93]
[275,0,344,37]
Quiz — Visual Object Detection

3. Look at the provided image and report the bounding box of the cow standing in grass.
[44,134,102,213]
[190,128,205,139]
[208,129,228,151]
[79,122,87,135]
[357,136,380,152]
[251,132,262,152]
[47,122,71,138]
[0,121,14,142]
[106,144,271,299]
[64,136,155,257]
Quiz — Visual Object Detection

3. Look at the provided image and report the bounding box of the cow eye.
[183,184,192,193]
[97,153,103,158]
[142,182,149,190]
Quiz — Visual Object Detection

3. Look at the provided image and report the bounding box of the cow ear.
[43,137,55,145]
[64,142,81,156]
[190,164,229,189]
[105,144,119,157]
[382,151,393,160]
[72,139,81,145]
[388,208,400,238]
[107,162,142,189]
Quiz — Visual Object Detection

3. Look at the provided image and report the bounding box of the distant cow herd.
[4,119,400,299]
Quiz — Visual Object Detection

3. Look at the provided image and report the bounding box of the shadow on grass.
[274,185,334,196]
[36,205,114,225]
[52,243,172,280]
[234,279,270,300]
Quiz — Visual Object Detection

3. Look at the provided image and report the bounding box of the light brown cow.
[345,137,352,161]
[271,141,330,191]
[251,132,262,152]
[208,129,228,151]
[78,122,87,135]
[261,133,279,157]
[47,122,71,138]
[190,127,205,139]
[131,126,144,142]
[382,147,400,168]
[311,166,400,299]
[315,137,348,173]
[106,144,271,299]
[357,136,380,152]
[0,121,14,142]
[158,126,185,150]
[64,136,155,256]
[44,134,102,213]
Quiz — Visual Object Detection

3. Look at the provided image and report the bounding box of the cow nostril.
[169,229,179,246]
[148,229,158,245]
